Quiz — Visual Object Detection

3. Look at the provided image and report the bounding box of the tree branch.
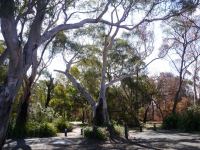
[54,70,96,109]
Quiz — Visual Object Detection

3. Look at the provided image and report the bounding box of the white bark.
[54,70,96,109]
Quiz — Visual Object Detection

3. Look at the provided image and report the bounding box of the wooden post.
[139,125,143,132]
[64,128,67,137]
[153,123,157,131]
[124,123,128,139]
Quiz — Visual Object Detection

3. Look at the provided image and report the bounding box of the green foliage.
[29,103,59,123]
[178,107,200,131]
[84,127,108,141]
[53,117,73,132]
[70,66,80,79]
[162,106,200,131]
[113,124,124,137]
[26,122,57,137]
[162,113,179,130]
[8,121,57,138]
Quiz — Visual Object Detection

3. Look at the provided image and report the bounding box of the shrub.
[54,117,73,132]
[162,113,179,130]
[162,106,200,131]
[25,121,39,137]
[113,124,124,137]
[84,127,94,138]
[66,123,73,132]
[84,127,108,140]
[38,123,57,137]
[29,103,59,123]
[179,107,200,131]
[26,122,56,137]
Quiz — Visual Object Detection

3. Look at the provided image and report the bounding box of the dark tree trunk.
[143,105,150,123]
[93,98,109,126]
[45,86,51,108]
[152,102,154,121]
[82,108,85,124]
[93,98,104,126]
[172,85,182,114]
[14,89,31,137]
[0,93,13,148]
[45,77,54,108]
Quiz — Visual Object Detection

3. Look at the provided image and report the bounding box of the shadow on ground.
[3,130,200,150]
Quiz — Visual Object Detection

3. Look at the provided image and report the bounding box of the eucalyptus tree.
[0,0,111,145]
[0,0,198,146]
[160,16,200,113]
[55,0,200,127]
[55,21,159,127]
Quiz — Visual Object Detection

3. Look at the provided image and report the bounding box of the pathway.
[3,126,200,149]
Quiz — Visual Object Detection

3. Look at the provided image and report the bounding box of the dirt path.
[3,126,200,150]
[57,126,83,138]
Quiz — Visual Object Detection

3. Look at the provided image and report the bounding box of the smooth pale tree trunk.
[0,1,47,147]
[193,59,198,106]
[93,36,111,126]
[55,70,110,126]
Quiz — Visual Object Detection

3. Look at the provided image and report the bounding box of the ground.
[3,122,200,150]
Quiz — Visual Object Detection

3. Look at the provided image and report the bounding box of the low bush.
[26,122,57,137]
[53,117,73,132]
[162,106,200,131]
[8,121,57,138]
[84,126,108,140]
[113,124,124,137]
[162,113,179,130]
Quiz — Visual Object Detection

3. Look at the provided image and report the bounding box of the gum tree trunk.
[0,75,23,148]
[0,92,15,147]
[14,83,31,137]
[0,1,48,147]
[45,76,54,108]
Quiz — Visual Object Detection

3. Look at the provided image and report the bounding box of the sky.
[0,3,175,78]
[145,21,172,76]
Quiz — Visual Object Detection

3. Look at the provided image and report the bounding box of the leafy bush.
[162,106,200,131]
[8,121,57,138]
[54,117,73,132]
[162,113,179,129]
[179,107,200,131]
[38,123,57,137]
[25,121,40,137]
[26,122,57,137]
[113,124,124,136]
[29,103,59,123]
[84,127,93,138]
[84,127,108,140]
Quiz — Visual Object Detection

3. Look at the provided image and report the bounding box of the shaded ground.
[3,124,200,150]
